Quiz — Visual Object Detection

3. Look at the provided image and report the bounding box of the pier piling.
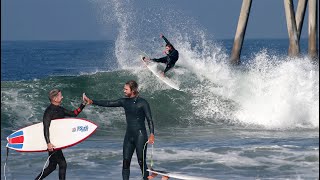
[308,0,318,60]
[284,0,300,57]
[230,0,252,65]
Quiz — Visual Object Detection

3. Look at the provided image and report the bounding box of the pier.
[230,0,318,64]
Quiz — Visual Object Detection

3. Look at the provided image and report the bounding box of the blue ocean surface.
[1,40,117,81]
[1,1,319,179]
[1,38,318,180]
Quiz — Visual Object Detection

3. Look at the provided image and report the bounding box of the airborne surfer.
[142,34,179,77]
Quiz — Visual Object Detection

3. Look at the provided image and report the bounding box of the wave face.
[1,53,319,132]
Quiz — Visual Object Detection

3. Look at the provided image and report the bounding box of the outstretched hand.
[160,33,164,38]
[83,93,93,105]
[82,93,86,104]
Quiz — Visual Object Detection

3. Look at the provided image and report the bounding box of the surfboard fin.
[147,173,170,180]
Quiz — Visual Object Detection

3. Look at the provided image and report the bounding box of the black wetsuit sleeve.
[162,35,174,49]
[63,103,86,117]
[92,99,123,107]
[43,110,52,144]
[151,56,167,63]
[143,101,154,134]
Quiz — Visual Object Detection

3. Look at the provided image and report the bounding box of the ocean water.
[1,1,319,180]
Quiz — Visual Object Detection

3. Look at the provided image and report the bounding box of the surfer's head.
[48,88,63,104]
[124,80,139,98]
[165,43,173,51]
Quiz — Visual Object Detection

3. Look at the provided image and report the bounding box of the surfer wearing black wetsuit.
[83,80,155,180]
[35,89,86,180]
[143,34,179,77]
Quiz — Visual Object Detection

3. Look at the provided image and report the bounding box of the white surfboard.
[141,56,181,91]
[147,169,215,180]
[6,118,97,152]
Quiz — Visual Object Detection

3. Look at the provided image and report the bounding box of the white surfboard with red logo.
[6,118,97,152]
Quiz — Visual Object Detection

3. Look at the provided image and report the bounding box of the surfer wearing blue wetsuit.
[143,34,179,77]
[83,80,155,180]
[35,89,86,180]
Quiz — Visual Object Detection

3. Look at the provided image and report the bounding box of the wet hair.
[166,43,173,49]
[125,80,139,95]
[48,89,61,101]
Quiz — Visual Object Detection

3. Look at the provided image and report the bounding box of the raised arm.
[63,103,86,117]
[160,34,170,44]
[161,34,174,49]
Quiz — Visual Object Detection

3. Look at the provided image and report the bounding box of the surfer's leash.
[142,140,154,180]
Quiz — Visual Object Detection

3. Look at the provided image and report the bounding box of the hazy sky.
[1,0,316,40]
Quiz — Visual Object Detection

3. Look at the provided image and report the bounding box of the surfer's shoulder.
[138,97,150,105]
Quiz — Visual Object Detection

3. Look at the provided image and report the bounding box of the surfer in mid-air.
[142,34,179,77]
[83,80,155,180]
